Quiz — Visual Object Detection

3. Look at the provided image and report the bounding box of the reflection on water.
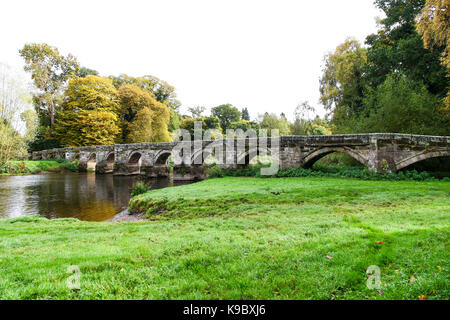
[0,173,190,221]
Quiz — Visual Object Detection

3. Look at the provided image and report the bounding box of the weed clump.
[131,181,151,197]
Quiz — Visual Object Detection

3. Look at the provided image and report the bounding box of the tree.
[21,109,39,147]
[109,74,180,111]
[357,73,448,135]
[319,39,367,132]
[241,107,250,120]
[117,84,171,143]
[54,76,121,146]
[77,67,99,77]
[126,107,154,143]
[149,99,171,142]
[0,63,35,167]
[118,84,151,122]
[417,0,450,110]
[168,108,182,132]
[112,74,180,136]
[291,102,316,135]
[320,0,449,134]
[69,111,121,146]
[20,43,79,136]
[259,113,291,136]
[364,0,447,97]
[188,106,206,118]
[309,118,332,135]
[180,116,222,138]
[211,104,241,131]
[0,121,25,168]
[228,120,260,134]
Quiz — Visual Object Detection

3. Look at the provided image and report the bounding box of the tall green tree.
[241,107,250,120]
[77,67,99,77]
[0,63,36,167]
[20,43,79,136]
[187,106,206,118]
[228,120,260,135]
[259,113,291,136]
[291,102,316,135]
[180,116,222,138]
[321,0,449,134]
[211,104,241,131]
[357,73,448,135]
[364,0,448,96]
[319,38,367,132]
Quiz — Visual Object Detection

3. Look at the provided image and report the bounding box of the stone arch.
[127,152,142,174]
[191,141,225,165]
[302,147,367,168]
[105,152,115,172]
[154,151,173,166]
[396,150,450,171]
[87,153,96,171]
[236,147,273,166]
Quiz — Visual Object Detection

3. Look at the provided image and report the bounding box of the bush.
[210,164,448,182]
[131,181,151,197]
[206,165,224,178]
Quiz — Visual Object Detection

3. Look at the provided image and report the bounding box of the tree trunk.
[49,102,54,137]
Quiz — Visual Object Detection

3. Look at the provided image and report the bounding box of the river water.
[0,173,189,221]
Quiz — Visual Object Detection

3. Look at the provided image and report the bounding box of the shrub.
[211,165,447,182]
[131,181,151,197]
[206,165,224,178]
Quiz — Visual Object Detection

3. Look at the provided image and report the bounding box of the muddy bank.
[108,209,147,222]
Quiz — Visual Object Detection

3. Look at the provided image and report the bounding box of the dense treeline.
[321,0,449,135]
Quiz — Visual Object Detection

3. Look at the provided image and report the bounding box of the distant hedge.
[207,164,450,182]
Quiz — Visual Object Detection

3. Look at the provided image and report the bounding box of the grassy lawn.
[0,177,448,299]
[1,160,78,175]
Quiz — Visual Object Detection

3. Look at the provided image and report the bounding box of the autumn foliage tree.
[54,76,121,146]
[417,0,450,111]
[118,84,171,143]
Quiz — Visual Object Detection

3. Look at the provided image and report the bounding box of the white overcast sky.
[1,0,382,121]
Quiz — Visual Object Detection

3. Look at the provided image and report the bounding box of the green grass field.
[0,177,448,299]
[1,160,78,175]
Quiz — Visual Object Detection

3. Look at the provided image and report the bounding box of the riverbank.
[0,160,79,175]
[0,177,448,299]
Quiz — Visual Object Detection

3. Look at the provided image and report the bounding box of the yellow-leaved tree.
[54,76,121,146]
[126,107,154,143]
[417,0,450,113]
[118,84,170,143]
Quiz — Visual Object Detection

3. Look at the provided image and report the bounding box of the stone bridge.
[31,133,450,180]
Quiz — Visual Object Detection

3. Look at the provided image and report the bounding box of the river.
[0,173,190,221]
